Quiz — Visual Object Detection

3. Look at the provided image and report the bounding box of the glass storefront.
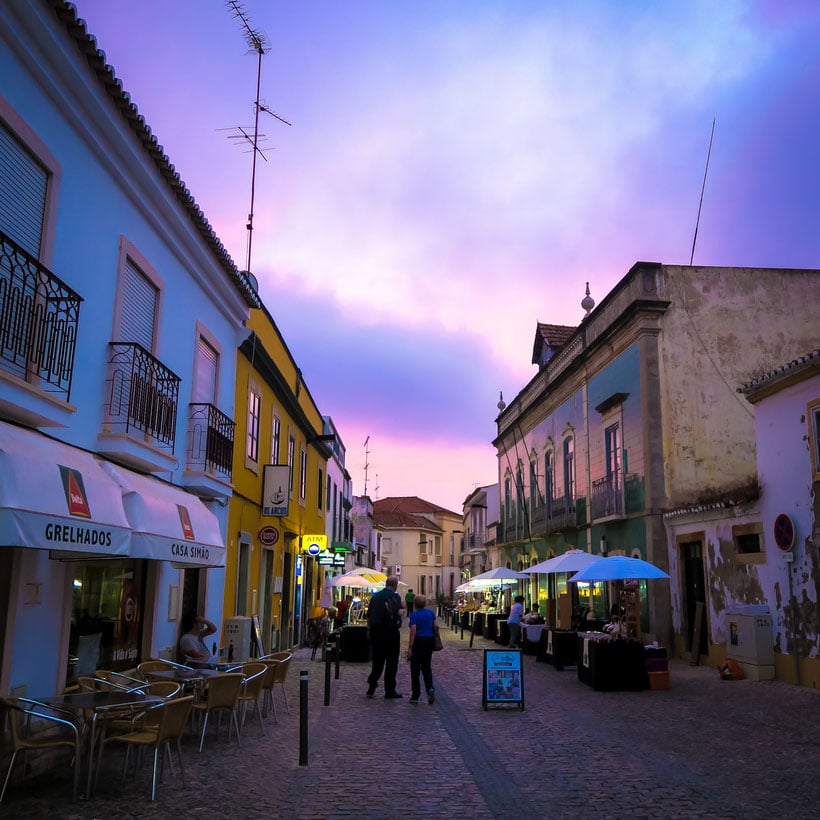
[67,558,145,685]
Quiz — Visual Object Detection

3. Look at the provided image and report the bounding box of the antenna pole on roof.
[690,118,716,267]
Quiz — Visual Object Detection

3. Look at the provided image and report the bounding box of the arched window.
[563,437,575,507]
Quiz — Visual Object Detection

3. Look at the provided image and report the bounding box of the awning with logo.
[100,462,225,567]
[0,421,131,556]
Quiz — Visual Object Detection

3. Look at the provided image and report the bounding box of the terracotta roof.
[373,496,459,517]
[50,2,260,309]
[373,510,443,531]
[532,322,576,364]
[738,349,820,396]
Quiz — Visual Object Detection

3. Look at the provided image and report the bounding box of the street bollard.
[299,670,309,766]
[324,648,332,706]
[334,642,340,680]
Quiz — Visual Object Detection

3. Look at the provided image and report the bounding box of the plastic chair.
[265,653,292,721]
[236,663,267,736]
[0,698,83,805]
[97,696,194,801]
[190,672,244,752]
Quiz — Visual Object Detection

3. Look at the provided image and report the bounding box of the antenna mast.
[690,118,716,266]
[225,0,291,275]
[363,436,371,497]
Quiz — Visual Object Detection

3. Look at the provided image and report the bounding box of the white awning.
[101,462,225,567]
[0,421,131,556]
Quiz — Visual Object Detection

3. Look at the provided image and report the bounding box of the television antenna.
[363,436,371,497]
[224,0,291,275]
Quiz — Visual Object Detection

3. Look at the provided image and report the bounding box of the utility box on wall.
[223,616,252,661]
[726,605,774,681]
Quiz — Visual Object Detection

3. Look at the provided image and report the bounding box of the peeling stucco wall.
[657,266,820,508]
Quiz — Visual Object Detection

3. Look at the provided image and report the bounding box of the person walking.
[507,594,524,648]
[407,595,438,704]
[404,588,415,623]
[366,575,403,699]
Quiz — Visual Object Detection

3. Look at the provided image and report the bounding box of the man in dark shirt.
[366,576,403,699]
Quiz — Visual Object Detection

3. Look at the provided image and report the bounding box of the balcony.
[0,230,81,427]
[549,496,577,531]
[591,474,625,521]
[98,342,181,472]
[530,503,547,535]
[182,402,235,498]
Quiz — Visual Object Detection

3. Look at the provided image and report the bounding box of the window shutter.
[119,258,157,351]
[0,123,47,258]
[193,336,218,403]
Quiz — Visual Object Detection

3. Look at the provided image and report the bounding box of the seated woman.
[178,611,218,668]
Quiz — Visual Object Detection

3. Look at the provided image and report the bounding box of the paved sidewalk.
[3,627,819,819]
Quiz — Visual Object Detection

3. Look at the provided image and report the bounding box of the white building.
[0,2,256,698]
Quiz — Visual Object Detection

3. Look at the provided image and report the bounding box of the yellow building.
[225,304,330,653]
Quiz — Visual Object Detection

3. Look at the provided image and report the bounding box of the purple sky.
[73,0,820,513]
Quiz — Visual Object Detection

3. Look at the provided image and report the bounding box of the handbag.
[433,623,443,652]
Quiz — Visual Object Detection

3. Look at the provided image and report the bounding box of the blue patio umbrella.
[568,555,670,583]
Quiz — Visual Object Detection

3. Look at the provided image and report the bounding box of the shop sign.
[482,649,524,711]
[262,465,290,517]
[259,526,279,546]
[301,534,327,555]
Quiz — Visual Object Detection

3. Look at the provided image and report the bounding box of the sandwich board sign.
[483,649,524,710]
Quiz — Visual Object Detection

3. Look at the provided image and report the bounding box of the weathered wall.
[658,266,820,507]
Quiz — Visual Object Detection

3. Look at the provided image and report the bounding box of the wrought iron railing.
[549,496,577,530]
[187,402,235,479]
[591,474,625,520]
[104,342,180,450]
[0,229,81,400]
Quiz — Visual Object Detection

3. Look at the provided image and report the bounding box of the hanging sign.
[482,649,524,710]
[301,534,327,555]
[262,465,290,517]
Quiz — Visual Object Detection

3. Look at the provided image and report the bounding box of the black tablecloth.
[539,628,578,669]
[340,625,370,662]
[483,613,504,641]
[577,635,649,691]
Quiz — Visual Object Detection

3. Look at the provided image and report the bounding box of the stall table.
[539,628,579,669]
[521,623,545,655]
[483,613,504,641]
[340,625,370,662]
[577,633,650,691]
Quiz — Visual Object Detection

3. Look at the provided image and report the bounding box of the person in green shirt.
[404,589,415,624]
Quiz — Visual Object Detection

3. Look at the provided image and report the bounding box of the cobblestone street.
[4,627,819,819]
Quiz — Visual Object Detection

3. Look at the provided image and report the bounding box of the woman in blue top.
[407,595,439,704]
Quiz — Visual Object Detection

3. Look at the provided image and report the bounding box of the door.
[681,540,708,655]
[259,548,274,654]
[281,550,293,650]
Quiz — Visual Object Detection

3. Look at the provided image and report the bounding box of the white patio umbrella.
[330,573,379,588]
[568,555,670,583]
[468,567,529,584]
[522,549,601,575]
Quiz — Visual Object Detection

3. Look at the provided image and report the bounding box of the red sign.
[773,513,795,552]
[177,505,195,540]
[59,465,91,518]
[259,526,279,546]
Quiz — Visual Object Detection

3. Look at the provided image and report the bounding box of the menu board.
[251,615,264,657]
[483,649,524,710]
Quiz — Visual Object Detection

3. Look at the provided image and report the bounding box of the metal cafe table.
[39,689,163,798]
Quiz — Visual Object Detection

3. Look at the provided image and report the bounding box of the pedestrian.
[366,575,403,699]
[404,588,415,623]
[407,595,438,704]
[178,611,218,668]
[507,595,524,648]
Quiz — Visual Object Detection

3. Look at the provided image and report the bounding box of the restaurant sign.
[262,465,290,517]
[482,649,524,710]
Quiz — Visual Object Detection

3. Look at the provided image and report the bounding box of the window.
[317,468,323,510]
[326,475,332,511]
[299,447,307,501]
[192,333,218,404]
[246,386,261,463]
[0,115,52,259]
[563,437,575,505]
[287,435,295,495]
[529,458,539,508]
[810,399,820,481]
[733,523,764,564]
[504,475,512,518]
[270,414,281,463]
[605,424,621,482]
[118,255,158,353]
[544,451,554,512]
[516,463,524,514]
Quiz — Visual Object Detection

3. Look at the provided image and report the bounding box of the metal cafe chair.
[0,698,83,805]
[95,696,195,801]
[265,652,292,721]
[190,672,244,753]
[236,663,267,736]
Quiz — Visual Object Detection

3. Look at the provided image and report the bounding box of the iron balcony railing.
[104,342,181,450]
[187,402,235,480]
[0,229,81,400]
[549,496,577,530]
[591,474,625,520]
